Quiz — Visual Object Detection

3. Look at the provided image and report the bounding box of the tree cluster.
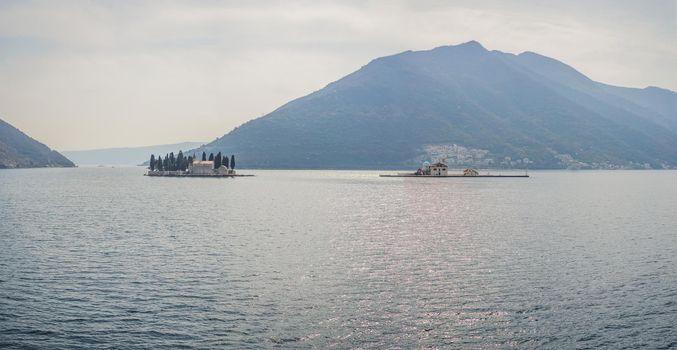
[209,152,235,169]
[149,151,193,171]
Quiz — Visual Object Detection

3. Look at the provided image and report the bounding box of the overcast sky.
[1,0,675,150]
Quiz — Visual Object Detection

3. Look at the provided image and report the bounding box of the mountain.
[0,118,75,169]
[194,41,677,169]
[63,142,206,166]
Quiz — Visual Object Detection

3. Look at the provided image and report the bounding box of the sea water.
[1,168,676,348]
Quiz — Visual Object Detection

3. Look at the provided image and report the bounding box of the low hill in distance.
[193,41,677,169]
[63,142,206,166]
[0,118,75,169]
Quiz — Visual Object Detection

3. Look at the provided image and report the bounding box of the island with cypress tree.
[145,151,251,177]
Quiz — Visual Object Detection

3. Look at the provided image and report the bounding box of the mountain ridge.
[192,41,677,169]
[0,118,75,169]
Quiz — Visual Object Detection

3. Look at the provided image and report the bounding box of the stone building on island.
[188,160,233,176]
[428,162,448,176]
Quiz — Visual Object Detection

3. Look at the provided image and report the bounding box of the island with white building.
[146,151,252,177]
[379,160,529,178]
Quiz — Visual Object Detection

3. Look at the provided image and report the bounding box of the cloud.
[0,0,674,149]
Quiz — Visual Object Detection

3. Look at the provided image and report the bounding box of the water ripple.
[1,168,676,348]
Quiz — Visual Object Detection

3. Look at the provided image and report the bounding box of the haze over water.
[1,168,676,348]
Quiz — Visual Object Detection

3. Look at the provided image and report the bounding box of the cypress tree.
[202,152,207,161]
[177,151,184,171]
[163,154,169,170]
[157,155,164,171]
[215,152,222,169]
[208,153,214,161]
[149,154,156,171]
[169,152,176,171]
[230,155,235,169]
[223,155,229,168]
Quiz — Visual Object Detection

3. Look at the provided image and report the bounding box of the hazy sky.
[1,0,675,150]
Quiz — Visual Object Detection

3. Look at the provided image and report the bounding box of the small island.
[145,151,252,177]
[380,160,529,178]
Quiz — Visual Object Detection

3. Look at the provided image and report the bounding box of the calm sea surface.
[1,168,676,349]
